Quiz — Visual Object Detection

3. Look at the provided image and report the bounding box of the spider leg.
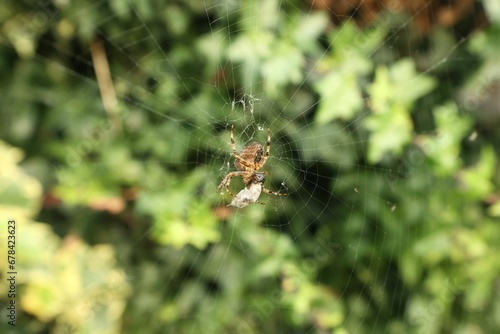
[234,155,255,169]
[266,127,271,158]
[230,124,237,158]
[255,127,271,170]
[216,171,247,198]
[262,186,288,197]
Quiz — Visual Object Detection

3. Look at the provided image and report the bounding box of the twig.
[90,37,121,132]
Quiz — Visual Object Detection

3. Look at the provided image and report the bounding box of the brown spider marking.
[216,124,287,207]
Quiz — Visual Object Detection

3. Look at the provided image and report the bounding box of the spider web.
[3,0,494,333]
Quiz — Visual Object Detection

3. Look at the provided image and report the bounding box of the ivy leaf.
[262,41,304,94]
[366,59,436,163]
[313,21,388,124]
[419,103,473,175]
[314,71,363,123]
[390,59,437,106]
[136,168,220,250]
[457,146,495,200]
[292,11,329,52]
[365,103,413,163]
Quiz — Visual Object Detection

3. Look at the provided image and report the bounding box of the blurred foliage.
[1,0,499,333]
[0,141,130,334]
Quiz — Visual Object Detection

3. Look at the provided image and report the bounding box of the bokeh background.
[1,0,499,333]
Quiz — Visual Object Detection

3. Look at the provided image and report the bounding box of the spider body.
[217,124,287,206]
[235,142,264,171]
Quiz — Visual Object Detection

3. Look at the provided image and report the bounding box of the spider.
[217,124,287,206]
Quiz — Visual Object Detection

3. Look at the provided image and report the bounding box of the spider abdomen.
[234,142,264,171]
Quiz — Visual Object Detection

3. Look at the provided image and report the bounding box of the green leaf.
[314,71,363,123]
[366,103,413,162]
[262,42,304,94]
[389,59,436,106]
[0,140,42,218]
[365,59,436,163]
[487,202,500,217]
[473,1,500,26]
[419,103,473,175]
[292,11,329,52]
[458,146,495,200]
[137,168,220,249]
